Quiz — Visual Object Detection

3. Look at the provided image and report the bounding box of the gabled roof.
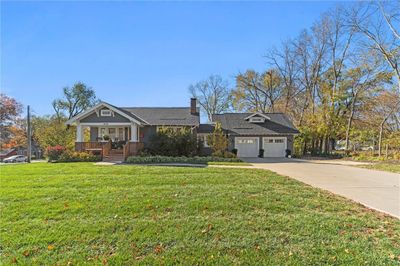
[122,107,200,126]
[244,112,271,120]
[66,101,200,126]
[212,113,299,135]
[65,102,148,125]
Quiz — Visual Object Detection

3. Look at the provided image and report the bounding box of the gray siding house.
[66,98,298,160]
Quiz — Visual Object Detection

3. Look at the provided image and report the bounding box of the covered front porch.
[75,122,143,160]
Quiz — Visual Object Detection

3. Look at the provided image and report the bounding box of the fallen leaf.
[11,257,17,263]
[135,255,145,260]
[289,251,293,256]
[202,224,213,234]
[345,249,349,254]
[23,250,30,257]
[389,254,395,260]
[154,244,163,254]
[47,245,54,251]
[102,258,108,265]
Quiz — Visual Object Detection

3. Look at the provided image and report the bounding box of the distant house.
[0,149,17,161]
[66,98,298,160]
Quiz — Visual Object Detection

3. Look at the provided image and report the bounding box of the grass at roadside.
[1,163,399,265]
[360,163,400,173]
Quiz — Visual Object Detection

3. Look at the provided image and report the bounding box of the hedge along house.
[65,99,200,161]
[66,98,299,161]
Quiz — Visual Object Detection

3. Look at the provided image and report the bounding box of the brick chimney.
[190,98,198,115]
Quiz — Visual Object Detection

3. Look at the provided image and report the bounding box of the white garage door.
[263,137,287,157]
[235,137,259,157]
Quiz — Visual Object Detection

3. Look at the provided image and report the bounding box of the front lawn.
[1,163,399,265]
[360,163,400,173]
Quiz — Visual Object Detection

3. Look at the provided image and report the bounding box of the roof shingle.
[122,107,200,126]
[212,113,299,135]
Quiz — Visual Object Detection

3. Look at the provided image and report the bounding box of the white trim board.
[244,112,271,120]
[80,122,133,126]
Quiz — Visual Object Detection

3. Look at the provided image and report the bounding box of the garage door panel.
[235,137,259,157]
[263,137,286,157]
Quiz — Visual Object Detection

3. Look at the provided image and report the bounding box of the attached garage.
[263,137,287,157]
[235,137,259,157]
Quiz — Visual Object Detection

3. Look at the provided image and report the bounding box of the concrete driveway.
[243,158,400,219]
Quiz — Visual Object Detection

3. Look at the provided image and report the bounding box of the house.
[211,113,299,157]
[66,98,298,160]
[0,149,17,162]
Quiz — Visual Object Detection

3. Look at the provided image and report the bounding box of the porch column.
[131,123,138,142]
[76,123,83,142]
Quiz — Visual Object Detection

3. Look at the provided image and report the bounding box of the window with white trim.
[197,134,210,147]
[100,109,112,116]
[250,117,265,123]
[237,139,255,144]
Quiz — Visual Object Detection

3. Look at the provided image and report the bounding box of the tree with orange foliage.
[0,93,23,150]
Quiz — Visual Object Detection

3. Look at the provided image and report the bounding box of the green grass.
[1,163,399,265]
[207,161,252,166]
[360,163,400,173]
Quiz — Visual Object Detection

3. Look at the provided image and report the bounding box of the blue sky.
[1,1,342,116]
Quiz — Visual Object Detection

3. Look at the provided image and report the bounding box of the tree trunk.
[319,138,323,154]
[378,122,384,157]
[345,103,356,152]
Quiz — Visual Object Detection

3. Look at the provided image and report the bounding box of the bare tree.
[232,70,283,113]
[188,75,231,122]
[349,1,400,92]
[266,40,301,115]
[372,90,400,156]
[343,60,392,151]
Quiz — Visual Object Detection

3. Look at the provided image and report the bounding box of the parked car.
[3,155,27,163]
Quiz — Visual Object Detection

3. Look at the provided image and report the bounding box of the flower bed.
[126,156,242,164]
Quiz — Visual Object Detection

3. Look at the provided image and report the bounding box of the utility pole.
[27,105,31,163]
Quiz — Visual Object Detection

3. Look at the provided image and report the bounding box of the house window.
[198,134,210,147]
[237,139,255,144]
[250,117,265,123]
[275,139,284,143]
[118,128,124,141]
[100,109,112,116]
[108,128,116,140]
[100,128,106,137]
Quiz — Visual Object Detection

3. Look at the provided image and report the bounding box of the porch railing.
[76,141,143,160]
[123,142,144,160]
[75,142,104,152]
[103,140,112,157]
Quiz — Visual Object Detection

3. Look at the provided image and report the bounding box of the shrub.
[146,127,200,157]
[126,156,242,164]
[212,151,237,158]
[47,145,65,161]
[231,148,238,156]
[58,151,101,162]
[207,122,228,155]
